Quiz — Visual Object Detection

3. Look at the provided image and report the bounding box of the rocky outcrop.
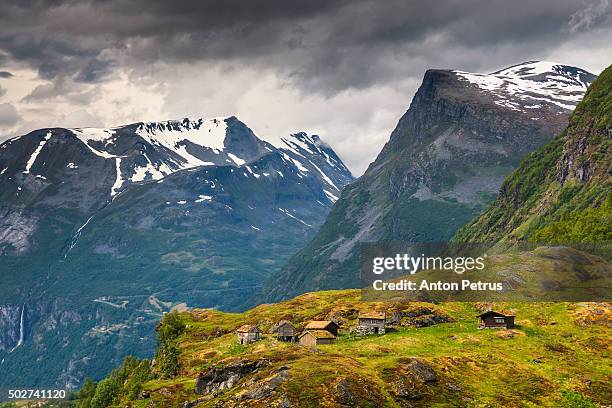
[391,306,455,328]
[195,359,271,395]
[389,358,438,402]
[0,305,22,351]
[0,208,38,255]
[191,362,291,407]
[235,366,290,401]
[334,379,358,406]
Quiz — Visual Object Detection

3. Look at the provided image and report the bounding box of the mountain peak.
[491,60,596,86]
[135,116,231,152]
[452,61,596,114]
[1,114,352,202]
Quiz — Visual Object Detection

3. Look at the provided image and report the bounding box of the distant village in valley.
[235,309,515,346]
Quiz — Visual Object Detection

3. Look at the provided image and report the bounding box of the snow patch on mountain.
[71,128,120,159]
[136,117,228,152]
[73,127,116,143]
[227,153,245,165]
[310,160,338,190]
[324,189,339,203]
[278,207,312,227]
[112,158,124,196]
[24,131,52,174]
[195,195,212,203]
[453,61,593,114]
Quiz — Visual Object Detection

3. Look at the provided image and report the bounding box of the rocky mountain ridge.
[0,116,350,254]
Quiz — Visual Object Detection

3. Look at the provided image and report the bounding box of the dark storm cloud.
[0,0,610,92]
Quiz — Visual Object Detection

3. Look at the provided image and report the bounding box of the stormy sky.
[0,0,610,174]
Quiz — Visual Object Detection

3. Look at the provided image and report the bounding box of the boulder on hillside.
[195,359,270,395]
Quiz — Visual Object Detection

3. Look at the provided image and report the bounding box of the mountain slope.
[263,61,596,302]
[453,64,611,244]
[0,117,353,389]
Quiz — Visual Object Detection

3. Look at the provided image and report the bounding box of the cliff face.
[0,297,162,390]
[0,305,22,351]
[454,64,611,244]
[263,62,595,302]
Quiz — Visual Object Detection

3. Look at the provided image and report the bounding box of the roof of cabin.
[305,320,338,330]
[299,330,336,339]
[236,324,259,333]
[477,311,514,318]
[358,311,386,320]
[271,320,295,332]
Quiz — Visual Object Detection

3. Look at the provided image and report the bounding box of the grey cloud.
[0,103,20,127]
[0,71,13,78]
[22,83,57,101]
[74,58,115,83]
[0,0,610,94]
[567,0,612,32]
[1,0,611,173]
[21,77,97,103]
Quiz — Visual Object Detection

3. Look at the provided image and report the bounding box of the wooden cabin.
[357,311,386,335]
[298,330,336,346]
[304,320,339,336]
[273,320,297,342]
[477,311,515,329]
[236,324,261,344]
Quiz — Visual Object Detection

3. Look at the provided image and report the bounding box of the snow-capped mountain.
[453,61,595,114]
[0,116,353,389]
[265,61,596,303]
[1,116,350,202]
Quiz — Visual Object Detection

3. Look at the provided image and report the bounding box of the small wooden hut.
[477,311,515,329]
[273,320,297,342]
[298,330,336,346]
[304,320,339,336]
[356,311,386,335]
[236,324,261,344]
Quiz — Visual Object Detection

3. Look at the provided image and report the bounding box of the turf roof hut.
[273,320,297,342]
[236,324,261,344]
[357,311,386,335]
[298,330,336,346]
[477,311,515,329]
[304,320,339,336]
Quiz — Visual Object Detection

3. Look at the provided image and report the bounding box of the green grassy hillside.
[71,289,610,408]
